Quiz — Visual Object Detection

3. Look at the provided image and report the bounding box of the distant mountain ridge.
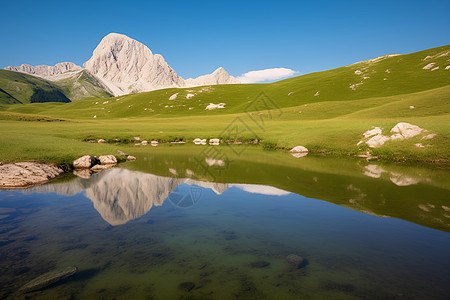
[4,33,239,99]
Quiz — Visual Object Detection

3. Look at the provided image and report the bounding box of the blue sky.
[1,0,449,80]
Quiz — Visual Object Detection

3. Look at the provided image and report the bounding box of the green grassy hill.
[0,45,449,165]
[55,70,113,100]
[0,69,70,104]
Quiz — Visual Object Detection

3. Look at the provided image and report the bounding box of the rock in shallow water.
[249,260,271,268]
[286,254,304,269]
[178,281,195,292]
[19,266,78,293]
[73,155,100,169]
[0,162,64,188]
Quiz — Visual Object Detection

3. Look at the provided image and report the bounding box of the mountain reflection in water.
[28,169,291,226]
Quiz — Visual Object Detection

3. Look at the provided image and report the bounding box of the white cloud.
[237,67,298,83]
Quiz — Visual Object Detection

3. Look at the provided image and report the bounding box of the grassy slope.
[0,69,71,104]
[55,70,113,100]
[0,45,449,165]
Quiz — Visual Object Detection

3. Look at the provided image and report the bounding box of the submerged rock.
[249,260,271,268]
[127,156,136,161]
[19,266,78,293]
[0,162,64,189]
[178,281,195,292]
[286,254,304,269]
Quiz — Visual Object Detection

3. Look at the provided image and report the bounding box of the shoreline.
[1,144,448,190]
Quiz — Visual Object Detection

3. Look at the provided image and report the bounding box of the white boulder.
[363,127,382,138]
[99,155,117,165]
[209,138,220,145]
[390,122,425,139]
[206,103,226,110]
[141,140,148,146]
[366,135,390,148]
[73,155,100,169]
[169,93,179,100]
[151,140,159,146]
[290,146,308,157]
[0,162,64,188]
[421,133,436,140]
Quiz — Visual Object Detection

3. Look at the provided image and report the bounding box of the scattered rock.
[205,103,226,110]
[390,134,404,141]
[127,156,136,161]
[409,105,415,109]
[363,127,382,138]
[250,260,270,268]
[290,146,308,153]
[178,282,195,292]
[423,62,436,70]
[73,155,100,169]
[314,91,320,96]
[97,139,106,143]
[289,146,308,158]
[358,122,427,148]
[366,134,390,148]
[99,155,117,165]
[431,66,439,71]
[421,133,436,140]
[390,122,425,139]
[414,143,425,148]
[141,140,148,146]
[0,162,64,189]
[286,254,304,269]
[186,93,195,99]
[151,141,159,146]
[209,138,220,145]
[446,65,450,70]
[117,150,128,157]
[134,137,141,142]
[193,138,207,145]
[169,93,179,100]
[288,92,293,96]
[19,266,78,293]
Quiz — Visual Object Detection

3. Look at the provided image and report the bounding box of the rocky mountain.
[5,62,82,81]
[3,62,113,101]
[185,67,239,87]
[83,33,186,96]
[4,33,240,99]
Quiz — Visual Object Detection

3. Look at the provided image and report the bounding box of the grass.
[0,45,449,166]
[0,69,70,104]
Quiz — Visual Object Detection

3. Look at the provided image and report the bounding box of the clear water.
[1,146,449,299]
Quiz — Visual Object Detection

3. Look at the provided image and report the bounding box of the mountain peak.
[84,33,184,96]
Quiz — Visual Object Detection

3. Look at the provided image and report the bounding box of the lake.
[1,145,449,299]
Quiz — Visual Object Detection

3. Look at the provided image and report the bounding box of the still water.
[1,146,449,299]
